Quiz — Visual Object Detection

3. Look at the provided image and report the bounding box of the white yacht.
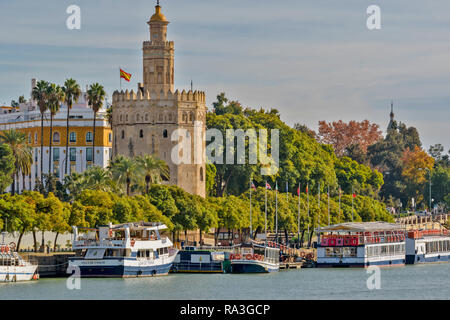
[68,222,178,277]
[0,239,38,282]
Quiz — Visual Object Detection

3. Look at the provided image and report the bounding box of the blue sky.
[0,0,449,152]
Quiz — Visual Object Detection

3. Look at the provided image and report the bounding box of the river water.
[0,263,449,300]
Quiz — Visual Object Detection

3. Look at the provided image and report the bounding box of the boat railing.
[73,239,125,247]
[193,246,234,252]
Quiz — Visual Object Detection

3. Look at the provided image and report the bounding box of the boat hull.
[0,265,38,282]
[231,260,279,273]
[68,256,176,278]
[406,253,450,265]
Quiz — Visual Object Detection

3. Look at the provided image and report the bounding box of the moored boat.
[0,241,38,282]
[316,222,406,268]
[230,242,280,273]
[68,222,178,278]
[172,246,225,273]
[406,229,450,264]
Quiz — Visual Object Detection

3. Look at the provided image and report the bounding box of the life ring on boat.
[234,253,241,260]
[306,253,313,260]
[1,246,4,253]
[300,252,306,258]
[5,246,9,253]
[32,273,39,280]
[229,254,235,260]
[246,254,253,260]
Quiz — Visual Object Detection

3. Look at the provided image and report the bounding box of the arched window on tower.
[139,129,144,138]
[163,129,168,138]
[189,112,194,122]
[200,167,204,182]
[136,114,140,122]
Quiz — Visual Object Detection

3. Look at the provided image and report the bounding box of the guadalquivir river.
[1,264,449,299]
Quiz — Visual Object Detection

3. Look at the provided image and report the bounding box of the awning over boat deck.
[317,222,405,233]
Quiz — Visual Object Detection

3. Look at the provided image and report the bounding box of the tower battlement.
[112,89,206,105]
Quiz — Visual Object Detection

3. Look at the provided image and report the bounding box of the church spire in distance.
[387,100,396,133]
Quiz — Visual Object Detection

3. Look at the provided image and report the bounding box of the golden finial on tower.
[150,0,167,22]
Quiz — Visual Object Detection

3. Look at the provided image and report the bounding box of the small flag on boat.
[120,68,132,82]
[251,181,256,190]
[265,182,271,190]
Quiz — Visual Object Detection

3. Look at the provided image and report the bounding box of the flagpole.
[249,176,252,240]
[307,183,310,248]
[351,185,354,222]
[328,184,330,226]
[338,185,341,223]
[297,182,300,249]
[275,181,278,245]
[119,66,122,90]
[265,180,267,242]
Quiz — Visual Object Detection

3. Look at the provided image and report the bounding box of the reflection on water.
[0,264,449,300]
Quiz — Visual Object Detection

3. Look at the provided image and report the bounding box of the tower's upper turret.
[147,3,169,42]
[150,4,167,22]
[143,2,174,93]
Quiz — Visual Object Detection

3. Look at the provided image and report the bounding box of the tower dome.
[150,4,167,22]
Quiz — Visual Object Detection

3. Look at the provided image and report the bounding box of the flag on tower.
[265,182,272,190]
[120,69,132,82]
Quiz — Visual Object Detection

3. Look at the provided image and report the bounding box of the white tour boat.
[406,229,450,264]
[68,222,178,277]
[316,222,406,268]
[230,241,280,273]
[0,240,38,282]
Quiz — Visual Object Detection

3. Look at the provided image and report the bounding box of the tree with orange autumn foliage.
[317,120,382,157]
[401,146,434,206]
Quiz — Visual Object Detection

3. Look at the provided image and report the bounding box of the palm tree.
[136,155,169,194]
[62,79,81,177]
[109,155,137,196]
[84,166,113,191]
[31,80,50,182]
[18,144,33,192]
[0,129,29,195]
[47,84,65,183]
[87,83,106,165]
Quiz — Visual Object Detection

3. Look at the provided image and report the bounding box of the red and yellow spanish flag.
[120,69,132,82]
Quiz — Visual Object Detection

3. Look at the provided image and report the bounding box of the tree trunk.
[41,231,45,252]
[127,180,130,196]
[32,230,37,252]
[92,111,97,164]
[199,229,202,246]
[11,171,16,195]
[22,172,26,193]
[17,230,25,251]
[65,103,71,176]
[184,230,188,245]
[284,228,289,246]
[299,230,306,248]
[54,232,59,251]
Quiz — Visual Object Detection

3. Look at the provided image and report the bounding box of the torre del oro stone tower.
[112,3,207,197]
